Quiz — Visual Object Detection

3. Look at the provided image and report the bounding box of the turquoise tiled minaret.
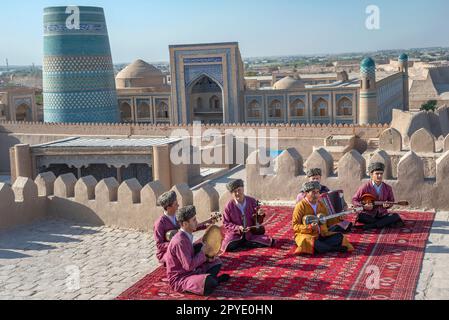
[43,6,119,123]
[359,57,378,124]
[360,57,376,79]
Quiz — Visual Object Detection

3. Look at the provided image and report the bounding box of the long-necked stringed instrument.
[165,212,222,241]
[303,207,364,226]
[361,194,409,208]
[250,200,266,236]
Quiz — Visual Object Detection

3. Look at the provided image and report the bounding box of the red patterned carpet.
[117,207,434,300]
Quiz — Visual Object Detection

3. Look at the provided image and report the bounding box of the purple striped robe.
[165,231,221,295]
[221,196,273,252]
[153,214,179,264]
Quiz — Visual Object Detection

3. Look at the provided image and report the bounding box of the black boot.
[363,224,376,231]
[217,274,231,283]
[334,246,348,253]
[393,220,405,228]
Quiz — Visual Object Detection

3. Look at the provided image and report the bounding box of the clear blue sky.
[1,0,448,65]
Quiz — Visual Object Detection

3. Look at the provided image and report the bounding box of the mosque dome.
[360,57,376,77]
[399,53,409,62]
[361,57,375,68]
[273,75,305,90]
[116,59,165,88]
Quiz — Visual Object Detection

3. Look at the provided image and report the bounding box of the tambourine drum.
[202,225,223,258]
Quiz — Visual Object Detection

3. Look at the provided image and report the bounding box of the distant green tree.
[420,100,438,112]
[35,94,43,105]
[245,71,258,77]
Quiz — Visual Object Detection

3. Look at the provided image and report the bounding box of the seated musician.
[296,168,351,233]
[352,162,404,230]
[154,191,215,265]
[292,181,354,255]
[153,191,179,265]
[165,206,230,296]
[221,179,274,252]
[296,168,330,203]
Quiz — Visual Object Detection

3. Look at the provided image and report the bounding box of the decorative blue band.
[184,57,222,64]
[44,23,107,35]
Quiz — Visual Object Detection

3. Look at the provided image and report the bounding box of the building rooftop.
[116,60,163,80]
[244,76,272,81]
[32,137,182,149]
[273,76,305,90]
[169,42,239,48]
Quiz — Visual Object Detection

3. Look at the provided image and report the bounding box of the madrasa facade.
[116,43,410,126]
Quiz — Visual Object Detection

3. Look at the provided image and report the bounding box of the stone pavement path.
[415,211,449,300]
[0,219,160,300]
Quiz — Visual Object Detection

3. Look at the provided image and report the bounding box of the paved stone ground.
[0,220,160,300]
[415,211,449,300]
[0,218,208,300]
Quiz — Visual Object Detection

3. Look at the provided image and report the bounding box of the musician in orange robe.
[352,162,404,230]
[296,168,351,233]
[292,181,354,255]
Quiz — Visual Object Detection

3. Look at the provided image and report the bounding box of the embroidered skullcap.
[368,162,385,174]
[306,168,322,177]
[226,179,244,192]
[176,205,197,224]
[157,191,177,209]
[302,181,321,193]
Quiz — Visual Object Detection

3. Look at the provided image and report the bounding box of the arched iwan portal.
[16,104,32,121]
[120,102,132,122]
[188,75,224,124]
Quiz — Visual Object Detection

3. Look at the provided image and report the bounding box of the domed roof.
[399,53,409,61]
[116,59,163,80]
[361,57,375,68]
[273,76,305,90]
[360,57,376,77]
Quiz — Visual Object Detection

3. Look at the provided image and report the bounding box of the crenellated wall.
[0,120,388,137]
[0,171,232,232]
[2,125,448,232]
[391,107,449,145]
[0,120,387,173]
[0,177,47,230]
[246,130,449,211]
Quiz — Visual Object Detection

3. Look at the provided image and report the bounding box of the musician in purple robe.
[153,191,179,264]
[165,206,230,296]
[221,179,274,252]
[352,162,404,230]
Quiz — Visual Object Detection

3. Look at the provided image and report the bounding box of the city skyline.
[1,0,448,65]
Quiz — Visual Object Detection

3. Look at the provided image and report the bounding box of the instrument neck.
[323,209,359,221]
[373,201,392,206]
